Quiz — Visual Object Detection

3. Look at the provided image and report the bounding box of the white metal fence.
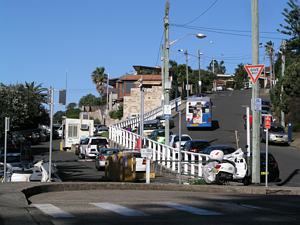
[109,98,209,178]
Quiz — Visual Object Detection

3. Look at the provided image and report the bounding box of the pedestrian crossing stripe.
[32,204,75,218]
[91,202,147,216]
[159,202,222,216]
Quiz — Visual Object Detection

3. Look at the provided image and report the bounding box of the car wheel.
[215,172,227,185]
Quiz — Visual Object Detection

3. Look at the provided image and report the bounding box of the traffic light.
[59,89,66,105]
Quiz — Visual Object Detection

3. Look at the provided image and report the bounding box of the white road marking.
[160,202,222,216]
[33,204,74,218]
[91,203,147,216]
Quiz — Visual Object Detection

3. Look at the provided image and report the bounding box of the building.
[116,65,163,119]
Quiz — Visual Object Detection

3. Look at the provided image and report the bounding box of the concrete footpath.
[1,182,300,225]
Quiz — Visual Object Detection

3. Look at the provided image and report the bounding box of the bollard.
[288,123,292,143]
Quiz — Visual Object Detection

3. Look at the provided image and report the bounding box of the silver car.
[261,125,289,145]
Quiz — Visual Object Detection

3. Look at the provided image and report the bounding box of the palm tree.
[91,67,108,95]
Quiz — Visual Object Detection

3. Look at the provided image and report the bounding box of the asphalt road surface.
[171,90,300,186]
[27,189,300,225]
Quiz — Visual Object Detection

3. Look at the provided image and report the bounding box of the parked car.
[142,119,162,137]
[155,115,175,129]
[148,129,173,144]
[261,124,289,145]
[121,150,146,172]
[95,148,119,170]
[169,134,192,149]
[183,140,211,153]
[94,124,109,135]
[201,145,237,155]
[260,152,280,182]
[79,137,109,159]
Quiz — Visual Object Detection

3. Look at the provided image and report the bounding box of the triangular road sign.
[244,64,265,84]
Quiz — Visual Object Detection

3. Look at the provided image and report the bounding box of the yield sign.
[244,64,265,84]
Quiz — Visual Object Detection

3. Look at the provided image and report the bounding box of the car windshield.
[202,146,236,155]
[190,142,210,150]
[91,139,108,145]
[101,149,118,155]
[144,123,159,130]
[174,136,191,142]
[270,126,285,133]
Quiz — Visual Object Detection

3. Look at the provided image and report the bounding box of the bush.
[109,105,123,120]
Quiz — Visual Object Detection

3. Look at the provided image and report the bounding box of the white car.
[121,150,146,172]
[169,134,192,149]
[79,137,109,159]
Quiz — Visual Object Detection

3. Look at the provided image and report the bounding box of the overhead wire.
[181,0,219,26]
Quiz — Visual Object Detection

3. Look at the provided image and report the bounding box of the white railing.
[109,97,210,178]
[109,127,209,177]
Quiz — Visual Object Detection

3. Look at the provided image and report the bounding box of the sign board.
[244,64,265,84]
[164,104,172,115]
[141,148,153,158]
[264,115,272,129]
[254,98,262,111]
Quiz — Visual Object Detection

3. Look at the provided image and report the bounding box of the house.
[213,74,235,90]
[116,65,163,119]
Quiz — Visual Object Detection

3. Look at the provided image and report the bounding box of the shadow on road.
[277,169,300,186]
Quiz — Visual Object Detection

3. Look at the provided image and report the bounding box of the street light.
[198,50,204,95]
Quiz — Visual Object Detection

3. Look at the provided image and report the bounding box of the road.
[27,189,300,225]
[171,89,300,186]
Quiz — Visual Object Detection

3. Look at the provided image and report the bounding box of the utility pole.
[212,58,215,74]
[251,0,260,184]
[163,0,170,147]
[48,87,54,182]
[185,50,189,98]
[198,50,202,95]
[281,40,286,127]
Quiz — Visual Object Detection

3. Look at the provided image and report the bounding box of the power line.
[171,24,284,40]
[181,0,219,26]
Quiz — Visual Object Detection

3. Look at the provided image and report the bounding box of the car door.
[80,138,89,155]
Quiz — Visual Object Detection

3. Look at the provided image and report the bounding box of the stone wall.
[123,86,162,119]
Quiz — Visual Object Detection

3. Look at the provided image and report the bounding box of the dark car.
[260,152,280,182]
[201,145,237,155]
[148,129,173,144]
[156,115,175,129]
[95,148,119,170]
[183,140,211,153]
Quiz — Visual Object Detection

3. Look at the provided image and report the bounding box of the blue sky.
[0,0,288,111]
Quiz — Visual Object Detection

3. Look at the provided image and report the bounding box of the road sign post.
[3,117,10,182]
[264,115,271,188]
[141,148,153,184]
[245,64,264,184]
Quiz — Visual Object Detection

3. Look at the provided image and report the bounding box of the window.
[91,138,108,145]
[125,81,135,94]
[68,124,78,138]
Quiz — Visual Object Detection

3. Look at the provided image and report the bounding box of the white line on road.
[159,202,222,216]
[33,204,75,218]
[91,203,148,217]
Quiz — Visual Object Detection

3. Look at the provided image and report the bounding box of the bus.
[186,96,212,128]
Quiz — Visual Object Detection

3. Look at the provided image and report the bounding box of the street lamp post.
[198,50,203,95]
[184,50,189,98]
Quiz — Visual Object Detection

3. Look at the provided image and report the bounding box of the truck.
[62,118,94,150]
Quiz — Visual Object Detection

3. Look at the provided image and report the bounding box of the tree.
[278,0,300,54]
[207,60,226,74]
[65,102,81,119]
[79,94,103,107]
[109,105,123,120]
[53,111,65,124]
[0,82,49,134]
[91,67,108,96]
[233,63,248,90]
[270,0,300,130]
